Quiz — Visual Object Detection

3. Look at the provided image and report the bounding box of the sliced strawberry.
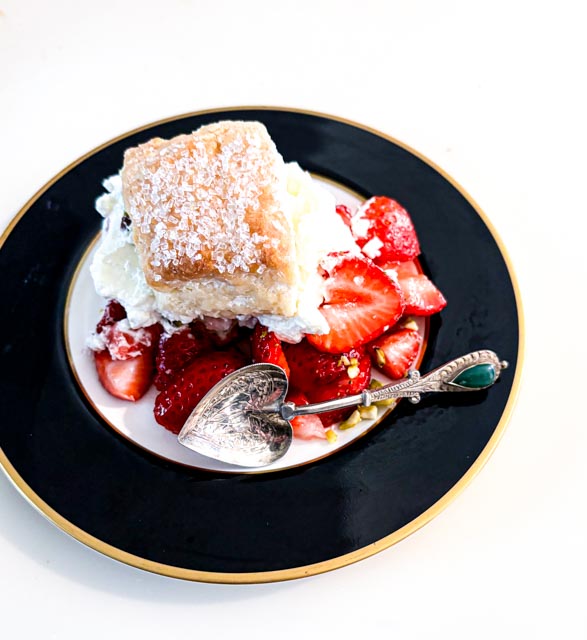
[286,388,326,440]
[381,259,420,278]
[398,274,447,316]
[305,346,371,427]
[368,327,421,379]
[335,204,353,227]
[307,252,404,353]
[381,259,446,316]
[94,349,155,401]
[351,196,420,264]
[154,350,247,434]
[96,300,127,333]
[155,327,212,390]
[101,322,161,361]
[93,319,160,401]
[284,340,360,393]
[251,324,290,377]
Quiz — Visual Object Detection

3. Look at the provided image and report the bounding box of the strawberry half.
[304,346,371,427]
[286,388,326,440]
[307,252,404,353]
[93,321,160,401]
[368,327,422,379]
[154,349,247,434]
[94,349,157,402]
[251,324,290,377]
[155,326,212,390]
[398,274,447,316]
[351,196,420,265]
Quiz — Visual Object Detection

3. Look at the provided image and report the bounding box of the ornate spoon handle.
[280,350,508,420]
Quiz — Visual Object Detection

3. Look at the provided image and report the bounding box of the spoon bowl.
[178,363,292,467]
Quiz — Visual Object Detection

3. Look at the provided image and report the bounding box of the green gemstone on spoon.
[453,363,496,389]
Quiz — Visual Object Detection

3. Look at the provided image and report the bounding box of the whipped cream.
[91,175,160,328]
[90,164,358,342]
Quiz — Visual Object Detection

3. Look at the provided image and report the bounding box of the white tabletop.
[1,1,585,638]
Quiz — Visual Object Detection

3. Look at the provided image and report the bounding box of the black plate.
[0,108,522,582]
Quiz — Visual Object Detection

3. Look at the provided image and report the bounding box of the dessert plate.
[0,107,522,583]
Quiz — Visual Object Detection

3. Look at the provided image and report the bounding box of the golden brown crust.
[121,121,297,293]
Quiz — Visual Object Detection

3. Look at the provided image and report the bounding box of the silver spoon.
[177,350,508,468]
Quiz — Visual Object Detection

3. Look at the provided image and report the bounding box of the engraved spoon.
[177,349,508,468]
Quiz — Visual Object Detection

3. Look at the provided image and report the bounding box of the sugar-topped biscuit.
[121,121,300,319]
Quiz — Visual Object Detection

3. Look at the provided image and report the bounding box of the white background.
[1,1,585,638]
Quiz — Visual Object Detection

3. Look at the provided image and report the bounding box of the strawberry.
[155,327,212,390]
[191,318,240,347]
[251,324,290,377]
[335,204,353,227]
[368,327,421,379]
[94,347,156,402]
[381,259,420,278]
[381,259,446,315]
[93,321,160,401]
[284,340,360,392]
[286,389,326,440]
[307,252,404,353]
[398,274,447,316]
[101,322,161,361]
[154,350,247,434]
[304,346,371,427]
[351,196,420,265]
[96,300,127,333]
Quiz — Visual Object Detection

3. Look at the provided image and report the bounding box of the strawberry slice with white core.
[286,389,326,440]
[398,274,447,316]
[351,196,420,265]
[368,327,422,380]
[307,252,404,354]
